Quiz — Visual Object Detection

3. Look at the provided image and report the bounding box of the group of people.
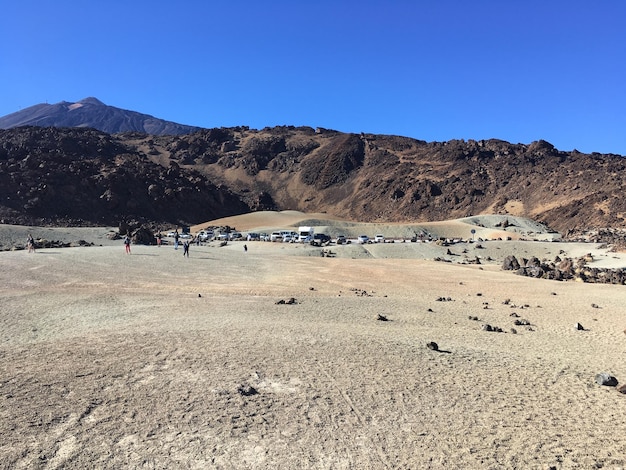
[122,230,249,257]
[123,230,190,256]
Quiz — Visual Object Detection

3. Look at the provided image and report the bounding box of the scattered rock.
[275,297,297,305]
[617,384,626,394]
[482,324,503,333]
[426,342,439,351]
[377,314,388,322]
[350,288,372,297]
[131,226,155,245]
[502,255,521,271]
[237,385,259,396]
[575,322,585,331]
[595,373,618,387]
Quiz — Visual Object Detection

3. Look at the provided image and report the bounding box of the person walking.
[174,230,180,250]
[27,234,35,253]
[124,235,131,254]
[183,240,190,257]
[156,232,162,247]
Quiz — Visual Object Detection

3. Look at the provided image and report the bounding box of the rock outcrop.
[502,254,626,285]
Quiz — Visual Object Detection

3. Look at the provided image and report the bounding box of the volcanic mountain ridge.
[1,125,625,240]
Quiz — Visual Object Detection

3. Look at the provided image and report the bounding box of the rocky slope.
[0,127,247,227]
[1,125,625,234]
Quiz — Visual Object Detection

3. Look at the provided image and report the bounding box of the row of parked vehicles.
[176,230,244,242]
[248,233,385,244]
[172,227,387,244]
[356,234,385,244]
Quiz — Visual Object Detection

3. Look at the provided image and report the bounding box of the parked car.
[179,233,192,239]
[270,232,283,242]
[259,233,270,241]
[229,232,243,240]
[357,235,370,244]
[197,230,214,241]
[166,231,177,238]
[314,233,331,243]
[336,235,347,244]
[374,234,385,243]
[282,234,294,243]
[247,232,260,241]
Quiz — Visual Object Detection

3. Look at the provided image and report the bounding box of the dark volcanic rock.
[300,134,365,189]
[1,119,626,235]
[502,255,520,271]
[595,373,618,387]
[506,251,626,285]
[0,127,250,226]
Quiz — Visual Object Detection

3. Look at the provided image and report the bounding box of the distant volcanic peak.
[0,97,201,135]
[67,97,107,111]
[77,97,105,106]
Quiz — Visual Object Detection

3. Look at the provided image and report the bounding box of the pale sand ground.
[2,212,626,469]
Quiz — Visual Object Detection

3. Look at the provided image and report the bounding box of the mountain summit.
[0,98,201,135]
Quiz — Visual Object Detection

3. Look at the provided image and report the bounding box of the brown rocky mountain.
[1,125,625,235]
[0,127,247,227]
[0,98,200,136]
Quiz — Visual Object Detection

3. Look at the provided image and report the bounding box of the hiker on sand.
[124,235,131,254]
[27,234,35,253]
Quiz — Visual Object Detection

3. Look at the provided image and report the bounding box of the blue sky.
[1,1,625,155]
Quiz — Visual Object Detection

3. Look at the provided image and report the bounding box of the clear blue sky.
[1,1,625,155]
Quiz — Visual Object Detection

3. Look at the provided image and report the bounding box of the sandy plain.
[1,211,626,469]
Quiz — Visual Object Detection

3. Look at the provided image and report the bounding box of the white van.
[298,226,315,242]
